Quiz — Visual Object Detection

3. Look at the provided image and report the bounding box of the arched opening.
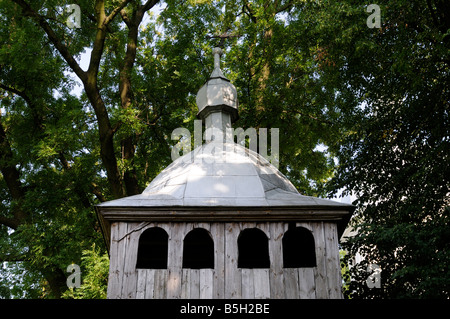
[182,228,214,269]
[238,228,270,268]
[136,227,168,269]
[282,226,316,268]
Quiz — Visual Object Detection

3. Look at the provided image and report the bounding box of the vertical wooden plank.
[197,222,211,232]
[154,270,167,299]
[200,269,214,299]
[107,222,121,298]
[167,268,182,299]
[106,222,116,299]
[256,222,270,239]
[254,269,270,299]
[313,222,328,299]
[283,268,299,299]
[124,269,138,298]
[145,269,155,299]
[296,221,313,232]
[269,222,284,299]
[166,222,175,268]
[190,269,200,298]
[114,222,129,299]
[243,221,256,232]
[123,272,138,299]
[167,223,184,299]
[119,222,130,300]
[185,222,195,234]
[181,269,190,299]
[162,269,168,299]
[121,222,140,299]
[298,268,316,299]
[324,223,343,299]
[136,269,147,299]
[241,269,254,298]
[225,222,241,299]
[211,223,225,299]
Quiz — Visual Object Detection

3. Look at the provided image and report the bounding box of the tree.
[5,0,446,299]
[1,0,347,298]
[0,0,165,298]
[313,0,450,298]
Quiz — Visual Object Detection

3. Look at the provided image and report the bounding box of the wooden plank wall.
[107,221,342,299]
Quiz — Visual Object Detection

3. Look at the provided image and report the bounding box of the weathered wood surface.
[268,222,284,298]
[122,222,139,299]
[211,223,225,298]
[324,222,342,299]
[167,222,183,299]
[313,221,329,299]
[225,222,241,298]
[107,221,343,299]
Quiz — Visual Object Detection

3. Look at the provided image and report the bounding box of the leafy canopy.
[1,0,448,298]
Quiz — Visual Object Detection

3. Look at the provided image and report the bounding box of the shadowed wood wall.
[107,221,342,299]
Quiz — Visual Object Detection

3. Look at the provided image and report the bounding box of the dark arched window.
[182,228,214,269]
[282,226,316,268]
[238,228,270,268]
[136,227,168,269]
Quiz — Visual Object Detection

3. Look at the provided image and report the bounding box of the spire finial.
[210,47,226,79]
[196,46,239,125]
[213,47,222,70]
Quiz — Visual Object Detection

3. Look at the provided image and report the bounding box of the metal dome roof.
[97,47,352,210]
[96,47,354,246]
[97,141,352,209]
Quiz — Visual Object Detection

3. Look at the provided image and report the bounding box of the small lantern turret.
[196,47,239,133]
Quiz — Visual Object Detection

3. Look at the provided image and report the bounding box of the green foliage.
[1,0,448,298]
[0,262,42,299]
[340,250,351,299]
[319,0,450,298]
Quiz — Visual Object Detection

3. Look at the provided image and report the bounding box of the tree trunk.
[118,5,154,196]
[0,114,27,229]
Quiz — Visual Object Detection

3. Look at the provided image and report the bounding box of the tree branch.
[426,0,441,30]
[276,0,294,14]
[0,216,20,230]
[104,0,134,26]
[283,109,333,125]
[0,83,25,97]
[141,0,160,13]
[243,1,257,23]
[0,83,44,130]
[91,182,106,203]
[120,8,132,27]
[116,0,159,196]
[0,252,26,263]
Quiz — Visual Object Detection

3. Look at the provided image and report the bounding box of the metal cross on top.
[206,32,241,48]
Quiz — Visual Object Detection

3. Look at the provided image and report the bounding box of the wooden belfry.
[96,48,354,299]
